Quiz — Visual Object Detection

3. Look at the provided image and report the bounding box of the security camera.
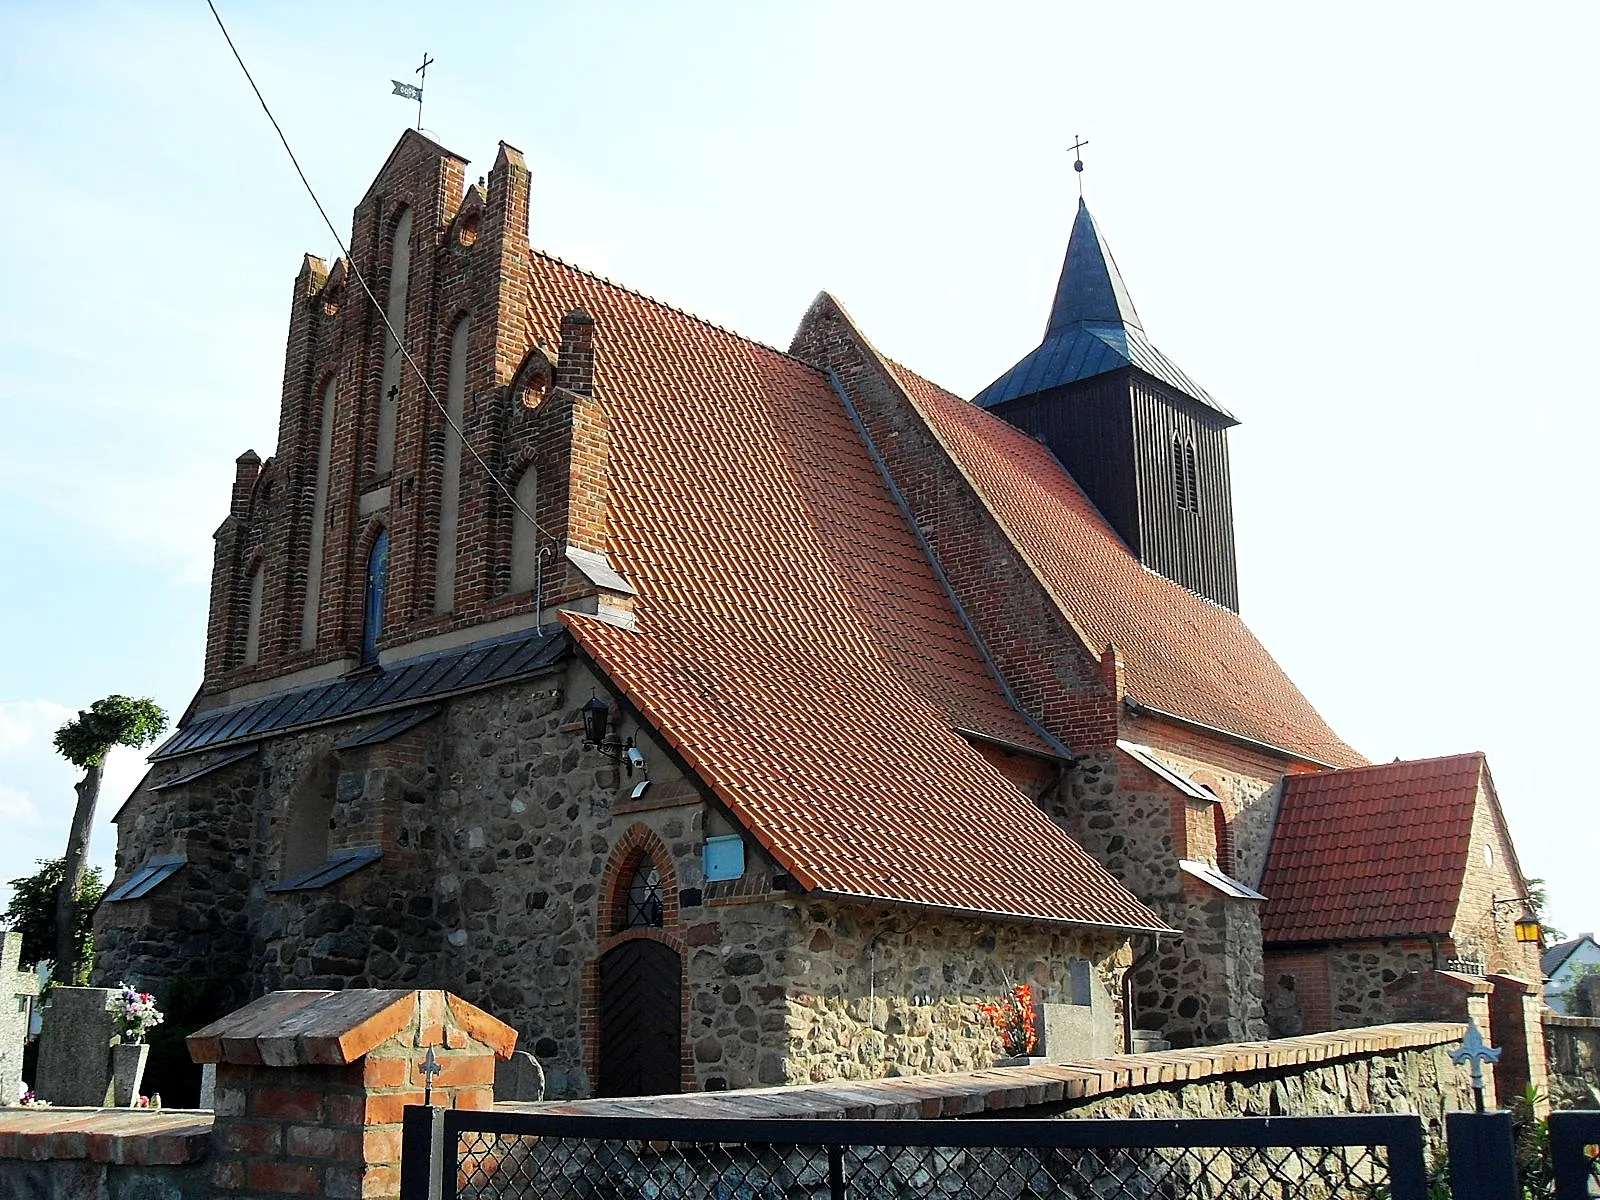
[625,745,646,774]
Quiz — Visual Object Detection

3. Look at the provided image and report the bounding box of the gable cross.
[1448,1018,1501,1113]
[419,1046,442,1105]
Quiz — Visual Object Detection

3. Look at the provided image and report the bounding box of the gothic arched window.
[362,528,389,665]
[1172,434,1189,510]
[621,859,664,930]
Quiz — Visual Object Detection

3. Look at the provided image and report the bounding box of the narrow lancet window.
[622,860,664,929]
[362,528,389,665]
[301,377,337,648]
[1185,441,1200,514]
[509,466,540,594]
[243,567,264,666]
[1172,434,1188,510]
[374,207,414,477]
[434,318,469,614]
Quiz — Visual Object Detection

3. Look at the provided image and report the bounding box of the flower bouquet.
[978,983,1038,1058]
[110,983,164,1045]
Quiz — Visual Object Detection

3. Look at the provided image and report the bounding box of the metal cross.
[400,52,435,130]
[1069,134,1090,196]
[1448,1018,1501,1113]
[419,1046,442,1105]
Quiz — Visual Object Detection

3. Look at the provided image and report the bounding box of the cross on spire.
[1069,135,1089,197]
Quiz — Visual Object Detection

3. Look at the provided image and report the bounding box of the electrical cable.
[205,0,561,547]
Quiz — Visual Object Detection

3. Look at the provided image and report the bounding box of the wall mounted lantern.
[581,695,645,777]
[1491,895,1543,945]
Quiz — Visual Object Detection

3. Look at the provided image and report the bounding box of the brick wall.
[1263,950,1332,1036]
[199,133,605,702]
[1486,973,1548,1112]
[190,989,511,1200]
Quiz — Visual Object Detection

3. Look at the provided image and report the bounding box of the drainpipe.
[1122,932,1168,1053]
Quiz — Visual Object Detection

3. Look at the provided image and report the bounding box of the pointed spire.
[1045,199,1144,340]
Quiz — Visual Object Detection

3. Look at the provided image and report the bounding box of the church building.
[94,130,1539,1100]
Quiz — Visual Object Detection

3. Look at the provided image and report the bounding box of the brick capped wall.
[189,989,512,1200]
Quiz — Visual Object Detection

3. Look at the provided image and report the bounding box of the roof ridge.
[528,246,820,370]
[1292,751,1486,781]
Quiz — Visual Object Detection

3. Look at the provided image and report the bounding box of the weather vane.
[390,52,433,131]
[1069,134,1089,197]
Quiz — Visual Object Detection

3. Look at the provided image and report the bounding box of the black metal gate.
[596,938,681,1097]
[402,1109,1431,1199]
[1551,1110,1600,1198]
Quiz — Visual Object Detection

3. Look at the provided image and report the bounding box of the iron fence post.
[1386,1113,1430,1200]
[399,1103,447,1200]
[827,1142,845,1200]
[1549,1111,1600,1200]
[1446,1110,1519,1200]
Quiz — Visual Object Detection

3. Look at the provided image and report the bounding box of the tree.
[50,696,166,981]
[1525,877,1563,945]
[2,858,104,983]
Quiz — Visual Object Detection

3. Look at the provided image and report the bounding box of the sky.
[1,2,1596,939]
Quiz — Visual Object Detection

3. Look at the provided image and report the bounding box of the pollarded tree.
[51,696,167,981]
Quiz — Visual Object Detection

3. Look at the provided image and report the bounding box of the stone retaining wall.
[1547,1013,1600,1108]
[0,1021,1477,1199]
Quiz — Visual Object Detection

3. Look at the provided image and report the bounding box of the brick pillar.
[1487,973,1549,1114]
[188,989,515,1200]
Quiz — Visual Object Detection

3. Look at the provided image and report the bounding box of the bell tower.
[973,199,1241,611]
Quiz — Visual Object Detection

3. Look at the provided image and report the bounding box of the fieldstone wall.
[1119,712,1290,890]
[1546,1014,1600,1108]
[778,901,1126,1086]
[1327,941,1439,1028]
[99,658,1134,1101]
[1049,750,1266,1047]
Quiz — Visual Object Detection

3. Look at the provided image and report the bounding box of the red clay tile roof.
[884,360,1364,769]
[1258,753,1487,943]
[525,252,1167,932]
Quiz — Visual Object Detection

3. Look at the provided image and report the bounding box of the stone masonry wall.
[103,657,1121,1101]
[778,901,1127,1087]
[1119,710,1305,890]
[1048,750,1266,1047]
[1546,1014,1600,1108]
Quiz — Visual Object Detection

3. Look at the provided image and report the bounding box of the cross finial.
[1069,135,1090,198]
[1448,1018,1502,1113]
[419,1046,442,1105]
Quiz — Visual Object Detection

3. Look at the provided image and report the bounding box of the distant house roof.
[1543,934,1599,978]
[972,199,1232,421]
[885,361,1363,769]
[1259,753,1494,944]
[524,250,1168,933]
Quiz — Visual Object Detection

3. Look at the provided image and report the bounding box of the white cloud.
[0,699,73,756]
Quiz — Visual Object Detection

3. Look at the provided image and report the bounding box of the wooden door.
[596,939,682,1097]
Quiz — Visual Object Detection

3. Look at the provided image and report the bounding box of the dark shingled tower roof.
[973,199,1234,422]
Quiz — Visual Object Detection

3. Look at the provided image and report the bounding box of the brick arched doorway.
[596,937,682,1097]
[591,826,686,1097]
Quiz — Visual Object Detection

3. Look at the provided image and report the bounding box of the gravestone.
[0,932,41,1103]
[494,1048,546,1101]
[34,986,118,1106]
[1039,959,1117,1059]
